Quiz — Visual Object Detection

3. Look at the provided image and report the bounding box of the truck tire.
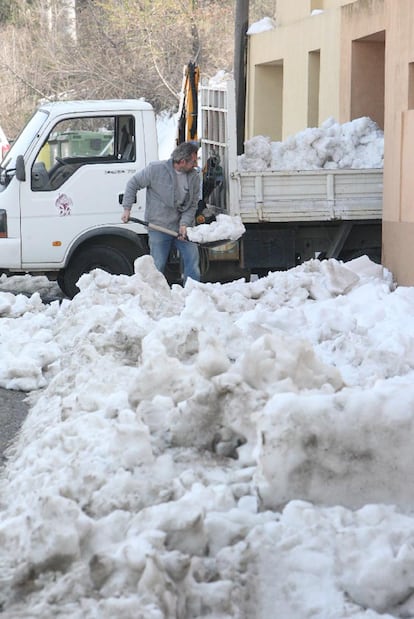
[61,245,134,298]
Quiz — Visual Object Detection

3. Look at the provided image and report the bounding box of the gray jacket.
[122,158,200,232]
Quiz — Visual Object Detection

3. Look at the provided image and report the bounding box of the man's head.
[172,141,199,172]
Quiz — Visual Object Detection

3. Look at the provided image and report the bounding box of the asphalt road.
[0,277,62,466]
[0,388,29,465]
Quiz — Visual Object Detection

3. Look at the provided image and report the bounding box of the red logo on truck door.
[55,193,73,216]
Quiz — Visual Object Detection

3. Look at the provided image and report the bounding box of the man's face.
[176,153,198,172]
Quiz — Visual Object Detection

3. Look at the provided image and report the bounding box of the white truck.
[0,99,159,298]
[0,87,382,297]
[198,80,382,281]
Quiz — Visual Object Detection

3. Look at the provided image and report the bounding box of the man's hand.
[121,208,131,223]
[178,224,187,240]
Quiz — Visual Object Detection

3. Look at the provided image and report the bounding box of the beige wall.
[339,0,414,283]
[246,0,414,285]
[382,1,414,284]
[246,8,342,140]
[340,1,385,125]
[275,0,358,26]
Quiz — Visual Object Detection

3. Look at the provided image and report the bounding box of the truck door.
[19,113,146,266]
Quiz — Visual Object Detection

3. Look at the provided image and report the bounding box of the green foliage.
[0,0,19,24]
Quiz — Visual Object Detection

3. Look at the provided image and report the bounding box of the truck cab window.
[31,115,117,191]
[117,116,135,161]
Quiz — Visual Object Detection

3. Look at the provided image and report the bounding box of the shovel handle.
[128,217,178,238]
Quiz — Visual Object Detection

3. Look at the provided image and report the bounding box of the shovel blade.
[128,216,234,248]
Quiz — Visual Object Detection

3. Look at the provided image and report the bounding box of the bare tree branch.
[5,63,49,100]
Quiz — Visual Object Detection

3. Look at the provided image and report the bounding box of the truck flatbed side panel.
[232,169,383,223]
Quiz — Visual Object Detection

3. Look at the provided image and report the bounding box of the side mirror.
[15,155,26,181]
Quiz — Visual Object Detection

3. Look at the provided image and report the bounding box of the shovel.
[127,216,234,248]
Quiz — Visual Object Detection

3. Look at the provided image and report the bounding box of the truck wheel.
[61,245,134,298]
[57,271,68,297]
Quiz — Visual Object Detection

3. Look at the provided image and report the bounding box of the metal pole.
[234,0,249,155]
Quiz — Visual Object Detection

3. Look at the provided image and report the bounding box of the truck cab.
[0,99,158,297]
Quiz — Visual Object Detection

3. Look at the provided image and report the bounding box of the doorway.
[351,31,385,129]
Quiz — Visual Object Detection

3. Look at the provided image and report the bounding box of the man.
[121,141,201,283]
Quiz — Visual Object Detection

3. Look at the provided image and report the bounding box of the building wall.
[334,0,414,284]
[246,2,346,141]
[275,0,358,26]
[246,0,414,285]
[381,0,414,285]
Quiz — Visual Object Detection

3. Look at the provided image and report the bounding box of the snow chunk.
[247,17,277,35]
[187,214,246,243]
[239,116,384,171]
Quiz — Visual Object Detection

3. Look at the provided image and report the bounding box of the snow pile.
[156,110,178,160]
[3,257,414,617]
[187,214,246,243]
[247,17,277,35]
[238,116,384,171]
[207,70,233,87]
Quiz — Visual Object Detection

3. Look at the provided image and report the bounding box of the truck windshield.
[1,109,49,170]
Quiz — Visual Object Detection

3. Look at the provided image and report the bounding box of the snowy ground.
[0,256,414,618]
[0,103,402,618]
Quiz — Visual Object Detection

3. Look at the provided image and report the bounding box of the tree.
[0,0,276,138]
[0,0,15,24]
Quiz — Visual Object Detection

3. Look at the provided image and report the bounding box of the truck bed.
[230,168,383,223]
